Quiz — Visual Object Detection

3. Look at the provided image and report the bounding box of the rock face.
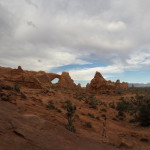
[86,71,128,94]
[57,72,77,89]
[87,72,115,94]
[0,66,78,89]
[77,83,82,89]
[115,80,128,89]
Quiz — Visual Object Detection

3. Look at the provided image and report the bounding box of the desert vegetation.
[64,100,76,132]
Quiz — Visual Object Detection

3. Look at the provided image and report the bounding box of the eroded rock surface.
[0,66,79,90]
[87,71,128,94]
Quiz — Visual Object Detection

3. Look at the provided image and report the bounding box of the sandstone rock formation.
[131,84,135,88]
[57,72,77,89]
[86,71,128,94]
[0,66,79,90]
[77,83,82,89]
[115,80,128,90]
[86,72,115,94]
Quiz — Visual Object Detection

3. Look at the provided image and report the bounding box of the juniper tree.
[64,100,76,132]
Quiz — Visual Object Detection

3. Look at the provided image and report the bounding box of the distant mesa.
[129,83,150,87]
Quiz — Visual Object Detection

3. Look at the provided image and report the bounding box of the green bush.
[119,97,125,101]
[64,100,76,132]
[101,108,107,112]
[112,117,117,121]
[0,83,4,90]
[85,122,92,128]
[129,95,150,126]
[96,116,100,120]
[46,100,56,109]
[116,110,126,120]
[88,113,95,118]
[138,103,150,126]
[116,98,133,113]
[47,100,62,113]
[74,93,86,101]
[100,102,107,107]
[85,96,98,109]
[109,102,115,109]
[117,89,123,95]
[129,118,137,123]
[101,114,106,118]
[56,109,62,113]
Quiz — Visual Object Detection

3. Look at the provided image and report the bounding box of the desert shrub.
[128,95,150,126]
[96,116,100,120]
[117,89,123,95]
[85,96,98,109]
[46,100,56,109]
[128,87,150,95]
[116,98,133,113]
[0,83,4,90]
[100,102,107,107]
[61,104,66,110]
[14,83,20,92]
[101,108,107,112]
[116,101,126,111]
[88,113,95,118]
[47,100,62,113]
[56,109,62,113]
[85,122,92,128]
[64,100,76,132]
[74,93,86,101]
[109,102,115,109]
[119,96,125,101]
[138,103,150,126]
[129,118,137,123]
[112,117,117,121]
[116,111,126,120]
[101,114,106,118]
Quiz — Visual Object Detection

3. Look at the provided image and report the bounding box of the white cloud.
[69,65,124,81]
[0,0,150,83]
[69,49,150,85]
[126,50,150,66]
[107,21,126,31]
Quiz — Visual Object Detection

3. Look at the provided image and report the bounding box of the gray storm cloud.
[0,0,150,76]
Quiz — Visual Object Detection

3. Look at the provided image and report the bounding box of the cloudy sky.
[0,0,150,86]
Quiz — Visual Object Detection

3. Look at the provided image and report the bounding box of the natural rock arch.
[51,77,60,84]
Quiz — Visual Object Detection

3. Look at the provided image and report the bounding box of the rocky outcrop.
[86,71,128,94]
[87,72,115,94]
[131,84,135,88]
[115,80,128,89]
[120,82,128,89]
[36,71,77,89]
[77,83,82,89]
[57,72,76,89]
[0,66,79,89]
